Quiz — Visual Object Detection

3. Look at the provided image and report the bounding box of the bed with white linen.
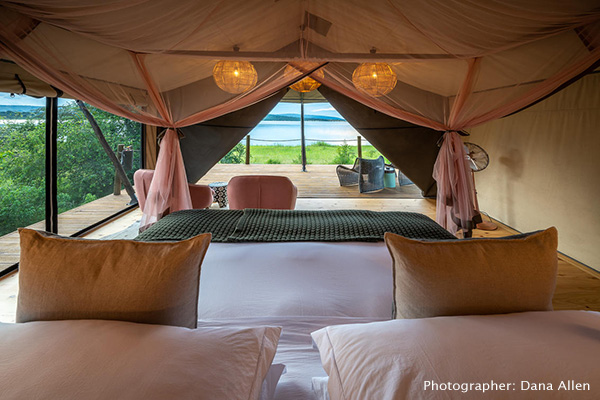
[8,214,599,400]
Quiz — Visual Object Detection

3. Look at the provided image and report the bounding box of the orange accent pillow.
[17,229,211,328]
[385,228,558,318]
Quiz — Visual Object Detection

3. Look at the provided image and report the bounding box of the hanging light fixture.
[352,49,397,97]
[213,48,258,94]
[288,67,325,93]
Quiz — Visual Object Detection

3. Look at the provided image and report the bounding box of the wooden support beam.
[76,101,137,204]
[245,135,251,165]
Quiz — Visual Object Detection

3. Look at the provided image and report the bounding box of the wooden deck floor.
[197,164,423,198]
[1,170,599,322]
[0,190,133,273]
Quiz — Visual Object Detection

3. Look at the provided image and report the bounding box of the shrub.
[220,143,246,164]
[332,141,356,164]
[266,158,281,164]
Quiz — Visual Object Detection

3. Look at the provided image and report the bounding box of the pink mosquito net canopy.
[1,0,598,233]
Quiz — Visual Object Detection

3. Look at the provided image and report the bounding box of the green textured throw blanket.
[136,209,455,242]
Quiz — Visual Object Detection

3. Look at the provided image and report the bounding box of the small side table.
[209,182,228,208]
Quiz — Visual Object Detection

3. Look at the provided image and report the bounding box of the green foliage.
[312,141,333,147]
[220,143,246,164]
[332,141,357,165]
[365,148,378,158]
[266,158,281,164]
[244,143,382,164]
[0,102,140,236]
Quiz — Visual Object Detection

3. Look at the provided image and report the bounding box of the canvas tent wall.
[318,86,442,197]
[0,0,599,234]
[179,89,287,183]
[468,71,600,271]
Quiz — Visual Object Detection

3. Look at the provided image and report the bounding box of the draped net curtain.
[0,0,598,233]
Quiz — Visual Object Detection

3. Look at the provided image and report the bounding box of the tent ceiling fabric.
[0,0,598,131]
[281,88,326,103]
[0,0,598,233]
[0,60,60,98]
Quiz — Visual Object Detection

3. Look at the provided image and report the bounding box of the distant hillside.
[264,113,344,122]
[0,105,43,113]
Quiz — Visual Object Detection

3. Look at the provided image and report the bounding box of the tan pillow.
[17,229,211,328]
[385,228,558,319]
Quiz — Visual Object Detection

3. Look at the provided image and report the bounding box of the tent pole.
[45,97,58,233]
[300,92,307,172]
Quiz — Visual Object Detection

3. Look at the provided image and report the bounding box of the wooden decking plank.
[196,164,423,199]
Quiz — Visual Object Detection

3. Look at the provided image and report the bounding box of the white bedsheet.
[199,242,394,319]
[198,242,393,399]
[198,242,394,399]
[198,316,386,400]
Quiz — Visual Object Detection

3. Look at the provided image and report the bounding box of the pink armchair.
[227,175,297,210]
[133,169,213,212]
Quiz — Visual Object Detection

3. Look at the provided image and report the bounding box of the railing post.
[357,136,362,159]
[113,144,124,195]
[245,135,250,164]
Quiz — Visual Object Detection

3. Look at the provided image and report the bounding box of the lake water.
[248,120,364,146]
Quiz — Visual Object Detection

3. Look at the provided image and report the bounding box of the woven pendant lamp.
[352,62,397,97]
[290,69,325,93]
[213,60,258,94]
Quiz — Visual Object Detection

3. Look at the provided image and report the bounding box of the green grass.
[246,144,385,164]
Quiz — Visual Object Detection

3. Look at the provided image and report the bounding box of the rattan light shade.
[213,60,258,94]
[290,69,325,93]
[352,63,397,97]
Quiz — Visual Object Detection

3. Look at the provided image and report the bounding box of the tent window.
[56,102,141,236]
[0,95,141,276]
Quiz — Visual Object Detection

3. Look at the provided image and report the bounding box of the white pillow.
[0,320,281,400]
[312,311,600,400]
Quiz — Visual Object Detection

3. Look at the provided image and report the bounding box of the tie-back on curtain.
[0,0,598,233]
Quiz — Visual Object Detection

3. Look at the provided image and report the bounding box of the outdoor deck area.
[196,164,423,198]
[0,190,135,273]
[1,164,600,322]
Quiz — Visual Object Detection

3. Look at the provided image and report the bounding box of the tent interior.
[1,1,600,399]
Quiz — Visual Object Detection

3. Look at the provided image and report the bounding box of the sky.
[0,93,72,106]
[265,102,341,117]
[0,92,356,143]
[0,93,338,117]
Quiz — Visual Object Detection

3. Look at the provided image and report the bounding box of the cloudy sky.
[269,102,341,117]
[0,93,339,117]
[0,93,72,106]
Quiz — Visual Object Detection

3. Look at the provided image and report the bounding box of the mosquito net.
[1,0,598,233]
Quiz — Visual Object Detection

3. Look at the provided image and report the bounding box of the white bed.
[6,230,599,399]
[197,241,600,400]
[198,242,394,399]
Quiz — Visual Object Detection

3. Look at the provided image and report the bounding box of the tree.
[0,102,140,236]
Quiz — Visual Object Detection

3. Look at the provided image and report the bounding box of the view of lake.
[248,120,360,146]
[0,94,365,146]
[246,102,362,146]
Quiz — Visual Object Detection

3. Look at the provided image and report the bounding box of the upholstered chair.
[133,169,214,212]
[227,175,297,210]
